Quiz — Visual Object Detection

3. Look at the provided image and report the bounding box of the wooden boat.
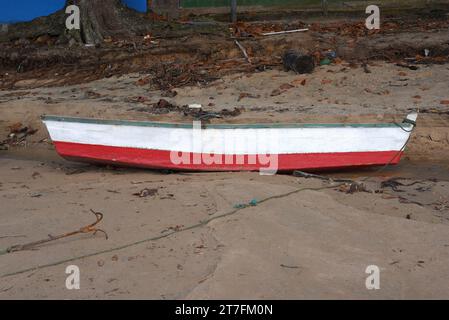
[41,113,417,172]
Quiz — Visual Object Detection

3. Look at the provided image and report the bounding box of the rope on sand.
[0,184,343,278]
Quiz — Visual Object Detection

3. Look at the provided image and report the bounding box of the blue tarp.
[0,0,147,23]
[123,0,147,13]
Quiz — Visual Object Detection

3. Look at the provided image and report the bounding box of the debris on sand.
[362,63,372,73]
[135,76,150,86]
[150,63,218,91]
[152,98,176,113]
[381,178,429,192]
[83,90,102,99]
[282,51,315,74]
[339,182,369,194]
[381,178,407,192]
[320,58,332,66]
[161,90,178,98]
[133,188,159,198]
[396,63,419,71]
[218,107,243,117]
[270,83,295,96]
[125,96,148,103]
[234,198,259,209]
[2,210,107,254]
[291,78,307,86]
[238,92,260,101]
[1,122,37,147]
[280,264,300,269]
[188,103,202,109]
[134,99,244,120]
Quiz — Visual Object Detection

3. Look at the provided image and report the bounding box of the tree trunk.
[67,0,131,44]
[0,0,135,44]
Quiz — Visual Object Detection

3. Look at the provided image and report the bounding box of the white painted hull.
[42,114,417,172]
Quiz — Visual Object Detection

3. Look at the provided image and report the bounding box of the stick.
[234,40,251,63]
[262,28,309,36]
[5,210,108,254]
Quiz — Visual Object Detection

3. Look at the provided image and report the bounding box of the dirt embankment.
[1,11,449,90]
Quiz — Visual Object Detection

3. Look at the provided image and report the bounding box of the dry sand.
[1,62,449,299]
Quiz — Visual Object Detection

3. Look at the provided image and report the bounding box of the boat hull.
[53,141,403,171]
[42,115,415,172]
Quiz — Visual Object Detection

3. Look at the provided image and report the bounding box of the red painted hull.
[53,141,403,172]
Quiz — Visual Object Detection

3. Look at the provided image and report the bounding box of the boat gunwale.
[41,115,410,129]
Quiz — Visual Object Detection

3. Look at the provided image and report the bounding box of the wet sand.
[1,63,449,299]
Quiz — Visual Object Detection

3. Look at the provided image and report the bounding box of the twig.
[262,28,309,36]
[4,210,107,254]
[234,40,251,64]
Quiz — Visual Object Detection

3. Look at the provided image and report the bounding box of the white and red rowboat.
[42,113,417,172]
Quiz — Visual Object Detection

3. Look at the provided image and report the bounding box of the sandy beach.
[1,58,449,299]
